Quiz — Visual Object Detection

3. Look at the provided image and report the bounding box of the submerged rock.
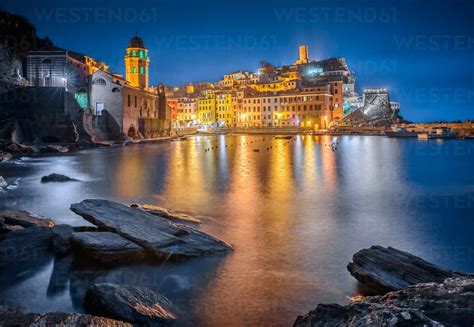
[71,232,146,265]
[41,173,79,183]
[132,204,201,224]
[294,277,474,326]
[0,210,55,228]
[84,283,177,325]
[347,246,466,293]
[0,305,131,326]
[70,199,231,260]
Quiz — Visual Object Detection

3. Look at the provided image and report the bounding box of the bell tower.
[124,34,149,89]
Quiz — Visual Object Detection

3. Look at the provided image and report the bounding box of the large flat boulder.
[294,277,474,326]
[70,199,231,259]
[347,246,466,293]
[71,232,146,265]
[0,306,131,326]
[84,283,177,325]
[0,210,55,228]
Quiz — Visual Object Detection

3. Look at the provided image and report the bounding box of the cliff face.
[0,45,27,94]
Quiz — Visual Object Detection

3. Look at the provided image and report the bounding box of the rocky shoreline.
[0,198,232,326]
[295,246,474,326]
[1,193,473,325]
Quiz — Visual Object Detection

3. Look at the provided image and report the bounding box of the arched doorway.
[127,125,137,139]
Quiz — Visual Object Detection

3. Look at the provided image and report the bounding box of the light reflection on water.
[0,135,473,326]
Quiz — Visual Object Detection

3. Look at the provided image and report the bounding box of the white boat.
[386,127,418,138]
[418,127,456,140]
[171,136,188,141]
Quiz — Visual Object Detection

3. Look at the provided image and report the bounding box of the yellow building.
[197,94,216,126]
[124,34,149,89]
[249,79,298,92]
[83,56,109,75]
[216,93,233,127]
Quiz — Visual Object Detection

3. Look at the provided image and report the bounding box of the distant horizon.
[2,0,473,121]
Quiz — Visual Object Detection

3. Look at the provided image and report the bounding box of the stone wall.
[0,86,82,143]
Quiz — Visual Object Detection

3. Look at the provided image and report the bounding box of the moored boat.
[386,127,418,138]
[417,127,456,140]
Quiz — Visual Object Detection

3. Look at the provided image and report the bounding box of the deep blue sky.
[3,0,473,121]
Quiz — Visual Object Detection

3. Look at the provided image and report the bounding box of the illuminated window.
[140,66,144,74]
[132,50,137,56]
[74,92,88,109]
[132,67,137,73]
[139,50,144,58]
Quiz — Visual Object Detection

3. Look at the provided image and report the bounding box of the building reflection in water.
[3,134,470,326]
[106,134,414,325]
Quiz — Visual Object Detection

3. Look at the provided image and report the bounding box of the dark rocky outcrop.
[51,224,74,255]
[41,173,79,183]
[4,142,36,155]
[0,220,24,234]
[70,199,231,260]
[84,283,177,325]
[0,226,55,267]
[0,305,132,326]
[294,303,436,326]
[294,277,474,326]
[0,209,55,228]
[71,232,146,265]
[347,246,467,293]
[0,223,73,265]
[0,152,12,162]
[39,144,69,153]
[131,204,201,224]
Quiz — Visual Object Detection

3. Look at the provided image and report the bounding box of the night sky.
[2,0,473,121]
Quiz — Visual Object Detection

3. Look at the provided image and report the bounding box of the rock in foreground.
[0,210,55,228]
[294,277,474,326]
[0,306,131,326]
[71,232,146,265]
[84,283,177,325]
[347,246,466,293]
[0,226,55,267]
[70,199,231,259]
[41,173,79,183]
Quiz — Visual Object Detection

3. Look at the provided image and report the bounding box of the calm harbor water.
[0,135,473,326]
